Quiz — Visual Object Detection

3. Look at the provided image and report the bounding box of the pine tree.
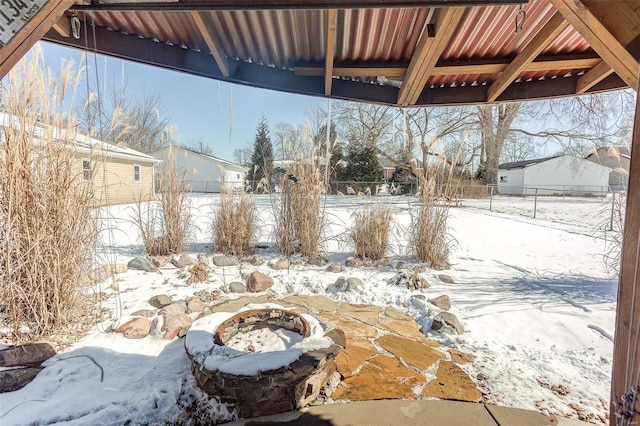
[341,140,382,182]
[247,117,274,191]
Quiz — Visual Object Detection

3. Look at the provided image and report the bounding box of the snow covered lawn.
[0,194,616,425]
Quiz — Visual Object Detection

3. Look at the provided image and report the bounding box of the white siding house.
[150,145,248,192]
[498,155,612,195]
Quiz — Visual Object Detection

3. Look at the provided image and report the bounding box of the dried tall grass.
[351,205,392,260]
[135,143,191,255]
[411,179,451,269]
[0,51,99,339]
[213,193,256,257]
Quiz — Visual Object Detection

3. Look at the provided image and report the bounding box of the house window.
[237,173,241,179]
[134,164,141,183]
[500,175,508,183]
[82,159,92,180]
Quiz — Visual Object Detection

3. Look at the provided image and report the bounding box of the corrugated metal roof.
[57,0,635,107]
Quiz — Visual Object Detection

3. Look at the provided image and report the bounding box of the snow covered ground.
[0,194,617,425]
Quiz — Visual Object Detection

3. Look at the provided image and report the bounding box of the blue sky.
[38,41,326,162]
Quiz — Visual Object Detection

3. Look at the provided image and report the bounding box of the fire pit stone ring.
[184,304,343,418]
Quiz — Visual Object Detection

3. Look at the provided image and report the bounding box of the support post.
[489,186,493,211]
[534,188,538,219]
[611,75,640,426]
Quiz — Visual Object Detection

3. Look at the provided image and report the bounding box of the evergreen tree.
[341,140,382,182]
[247,117,274,190]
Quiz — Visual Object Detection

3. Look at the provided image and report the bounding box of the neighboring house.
[76,135,159,206]
[377,155,423,180]
[0,112,158,206]
[497,154,612,195]
[585,146,630,191]
[150,145,248,193]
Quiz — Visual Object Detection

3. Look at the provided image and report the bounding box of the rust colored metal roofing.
[40,0,638,107]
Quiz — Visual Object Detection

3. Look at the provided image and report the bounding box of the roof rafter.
[190,11,230,77]
[52,14,71,38]
[294,54,602,77]
[397,6,466,105]
[324,9,338,95]
[487,12,569,102]
[576,60,613,94]
[549,0,639,89]
[0,0,76,79]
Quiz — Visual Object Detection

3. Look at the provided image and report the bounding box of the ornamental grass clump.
[289,163,324,257]
[0,52,99,339]
[351,205,392,260]
[212,192,256,257]
[411,178,451,269]
[135,143,191,256]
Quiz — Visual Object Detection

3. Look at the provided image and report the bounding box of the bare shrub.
[0,51,99,339]
[289,163,324,257]
[351,205,392,260]
[135,143,190,255]
[412,179,451,269]
[212,194,256,257]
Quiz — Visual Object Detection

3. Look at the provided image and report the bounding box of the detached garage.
[497,155,612,196]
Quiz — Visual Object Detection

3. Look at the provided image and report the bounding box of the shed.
[497,154,612,196]
[150,145,248,193]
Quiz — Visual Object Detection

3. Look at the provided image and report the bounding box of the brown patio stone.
[337,303,382,326]
[375,334,444,371]
[448,349,475,364]
[383,306,414,322]
[332,355,425,401]
[335,338,378,378]
[316,312,378,339]
[422,361,482,402]
[282,295,339,312]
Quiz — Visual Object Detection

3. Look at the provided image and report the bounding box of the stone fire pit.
[185,304,343,418]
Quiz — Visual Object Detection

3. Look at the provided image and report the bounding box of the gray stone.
[375,258,391,267]
[128,257,158,272]
[429,295,451,311]
[438,274,455,284]
[411,294,427,301]
[0,367,43,392]
[346,277,364,291]
[229,281,247,293]
[432,312,464,335]
[149,294,173,308]
[0,343,56,367]
[172,254,196,269]
[247,271,274,292]
[395,261,405,269]
[334,277,347,289]
[212,255,239,267]
[307,256,328,267]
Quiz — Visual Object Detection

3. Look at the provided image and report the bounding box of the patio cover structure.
[0,0,639,423]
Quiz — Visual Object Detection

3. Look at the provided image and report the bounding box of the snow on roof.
[171,145,249,172]
[498,155,563,170]
[0,112,158,163]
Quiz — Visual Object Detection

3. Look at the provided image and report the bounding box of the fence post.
[610,192,616,231]
[533,188,538,218]
[490,186,494,211]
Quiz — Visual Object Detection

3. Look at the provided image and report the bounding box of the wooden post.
[611,75,640,425]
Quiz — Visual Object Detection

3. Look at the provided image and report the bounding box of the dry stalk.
[351,205,392,260]
[0,50,99,340]
[212,193,256,257]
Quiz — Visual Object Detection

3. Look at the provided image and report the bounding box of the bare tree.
[500,133,539,163]
[233,146,252,166]
[80,81,170,153]
[334,101,394,149]
[183,140,214,155]
[476,103,521,185]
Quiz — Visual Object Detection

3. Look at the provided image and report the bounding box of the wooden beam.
[487,12,569,102]
[73,0,523,12]
[576,60,613,94]
[190,11,230,77]
[550,0,639,89]
[0,0,76,79]
[324,9,337,96]
[398,6,465,105]
[52,14,71,38]
[611,75,640,426]
[294,55,601,77]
